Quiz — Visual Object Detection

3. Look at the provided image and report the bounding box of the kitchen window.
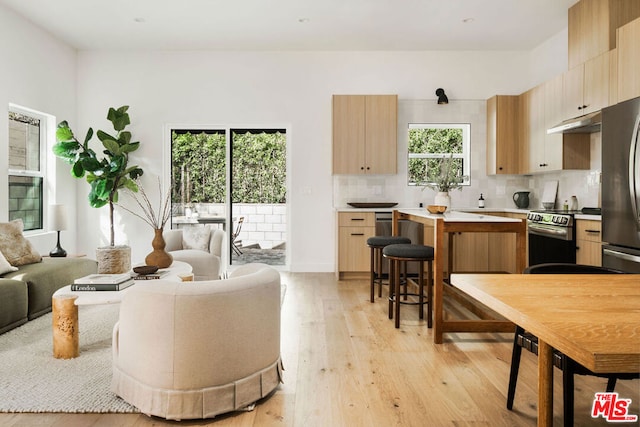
[407,123,470,187]
[8,107,48,231]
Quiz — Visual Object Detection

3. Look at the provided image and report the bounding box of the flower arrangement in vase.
[421,155,468,208]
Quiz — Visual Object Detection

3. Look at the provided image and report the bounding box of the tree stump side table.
[52,294,79,359]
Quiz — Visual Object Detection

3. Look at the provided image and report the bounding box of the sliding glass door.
[170,127,286,267]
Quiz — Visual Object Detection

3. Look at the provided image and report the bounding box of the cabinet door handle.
[351,218,365,221]
[351,233,365,236]
[585,229,600,233]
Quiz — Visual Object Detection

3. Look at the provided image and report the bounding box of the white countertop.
[335,206,601,221]
[397,208,523,222]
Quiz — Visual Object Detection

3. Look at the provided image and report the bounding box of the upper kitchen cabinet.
[617,16,640,103]
[332,95,398,174]
[521,77,590,174]
[563,50,613,119]
[521,85,545,173]
[568,0,640,69]
[486,95,520,175]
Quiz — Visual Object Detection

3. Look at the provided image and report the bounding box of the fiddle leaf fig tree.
[53,106,144,247]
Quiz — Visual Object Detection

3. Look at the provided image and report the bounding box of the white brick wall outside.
[182,203,286,249]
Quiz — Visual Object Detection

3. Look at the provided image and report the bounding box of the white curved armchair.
[164,227,224,280]
[111,263,282,420]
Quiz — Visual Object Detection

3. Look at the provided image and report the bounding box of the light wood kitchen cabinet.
[486,95,520,175]
[337,212,375,277]
[563,51,612,119]
[568,0,640,69]
[487,212,528,274]
[609,48,619,105]
[521,78,590,174]
[521,84,546,172]
[617,16,640,102]
[542,75,564,171]
[451,232,489,272]
[450,212,527,274]
[576,219,602,266]
[332,95,397,175]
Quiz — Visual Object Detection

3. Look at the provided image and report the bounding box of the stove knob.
[563,217,569,225]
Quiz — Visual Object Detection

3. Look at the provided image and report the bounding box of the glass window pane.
[407,124,470,187]
[8,175,43,231]
[9,112,41,172]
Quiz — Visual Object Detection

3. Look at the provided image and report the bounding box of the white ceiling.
[1,0,578,51]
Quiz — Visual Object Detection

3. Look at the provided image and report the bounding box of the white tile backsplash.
[334,99,601,211]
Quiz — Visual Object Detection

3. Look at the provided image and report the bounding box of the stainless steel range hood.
[547,111,601,134]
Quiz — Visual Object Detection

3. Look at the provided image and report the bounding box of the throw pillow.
[182,225,211,251]
[0,219,42,266]
[0,249,18,275]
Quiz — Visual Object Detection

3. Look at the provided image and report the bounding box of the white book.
[73,273,132,285]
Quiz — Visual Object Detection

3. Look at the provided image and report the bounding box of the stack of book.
[131,270,170,281]
[72,273,135,291]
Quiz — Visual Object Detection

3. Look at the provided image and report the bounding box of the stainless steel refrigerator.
[601,96,640,272]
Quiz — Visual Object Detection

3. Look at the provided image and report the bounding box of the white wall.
[527,29,569,88]
[0,5,77,254]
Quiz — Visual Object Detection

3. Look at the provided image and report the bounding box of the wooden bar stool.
[366,236,411,303]
[383,243,434,329]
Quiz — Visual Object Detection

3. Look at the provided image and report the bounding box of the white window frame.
[407,123,471,187]
[8,105,48,233]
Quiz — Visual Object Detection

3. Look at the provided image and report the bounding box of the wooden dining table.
[450,273,640,427]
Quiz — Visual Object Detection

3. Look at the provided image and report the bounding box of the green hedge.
[171,131,286,204]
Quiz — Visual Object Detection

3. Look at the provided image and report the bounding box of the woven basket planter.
[96,245,131,274]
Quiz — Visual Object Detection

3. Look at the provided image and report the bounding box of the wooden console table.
[392,209,527,343]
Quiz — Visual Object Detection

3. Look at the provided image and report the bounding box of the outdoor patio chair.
[232,217,244,256]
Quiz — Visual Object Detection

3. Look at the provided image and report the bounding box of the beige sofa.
[164,227,224,280]
[111,263,282,420]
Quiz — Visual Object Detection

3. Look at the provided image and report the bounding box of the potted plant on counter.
[53,105,144,273]
[422,154,467,208]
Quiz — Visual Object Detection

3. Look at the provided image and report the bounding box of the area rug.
[0,304,138,413]
[0,283,287,413]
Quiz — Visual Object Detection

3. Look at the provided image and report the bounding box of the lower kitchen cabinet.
[576,219,602,266]
[449,212,527,274]
[337,212,375,278]
[451,232,489,272]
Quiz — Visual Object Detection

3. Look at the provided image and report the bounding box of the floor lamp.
[49,204,68,257]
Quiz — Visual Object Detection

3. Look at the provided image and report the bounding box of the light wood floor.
[1,272,638,426]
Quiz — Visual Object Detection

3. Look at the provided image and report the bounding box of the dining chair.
[506,263,639,427]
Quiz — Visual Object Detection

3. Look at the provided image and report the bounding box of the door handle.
[629,113,640,229]
[603,248,640,264]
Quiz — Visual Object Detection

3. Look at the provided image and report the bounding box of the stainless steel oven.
[527,211,577,266]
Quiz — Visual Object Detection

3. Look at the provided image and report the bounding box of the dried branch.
[119,178,172,230]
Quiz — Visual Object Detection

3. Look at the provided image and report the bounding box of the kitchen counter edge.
[335,207,600,221]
